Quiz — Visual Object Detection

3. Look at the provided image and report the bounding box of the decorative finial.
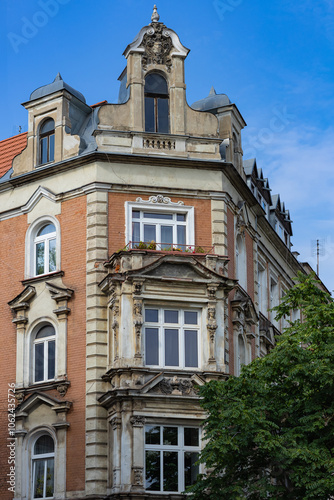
[151,4,160,23]
[54,72,63,82]
[209,86,217,96]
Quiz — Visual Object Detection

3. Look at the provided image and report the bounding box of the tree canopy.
[189,273,334,499]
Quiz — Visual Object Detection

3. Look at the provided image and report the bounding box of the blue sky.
[2,0,334,292]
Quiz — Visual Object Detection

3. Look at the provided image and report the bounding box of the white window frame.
[33,324,56,384]
[34,224,57,276]
[25,216,61,279]
[235,234,247,291]
[144,424,201,494]
[125,201,195,249]
[144,307,201,369]
[258,261,268,314]
[32,434,55,499]
[270,275,279,326]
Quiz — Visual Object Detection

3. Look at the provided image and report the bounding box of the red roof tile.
[0,132,28,178]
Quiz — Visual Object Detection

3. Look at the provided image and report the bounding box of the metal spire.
[151,4,160,23]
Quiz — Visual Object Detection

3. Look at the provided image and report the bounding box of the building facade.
[0,6,319,500]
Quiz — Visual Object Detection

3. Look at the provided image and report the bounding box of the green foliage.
[188,273,334,499]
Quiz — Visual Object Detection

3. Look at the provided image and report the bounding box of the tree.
[188,273,334,499]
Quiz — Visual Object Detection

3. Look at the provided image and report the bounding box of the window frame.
[39,118,55,166]
[25,216,61,279]
[144,306,201,369]
[33,324,56,384]
[125,201,195,249]
[31,434,55,499]
[34,224,57,276]
[144,424,201,493]
[144,73,169,134]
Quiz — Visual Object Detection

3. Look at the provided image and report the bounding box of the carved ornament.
[140,23,173,71]
[136,195,184,206]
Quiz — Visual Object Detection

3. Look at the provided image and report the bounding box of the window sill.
[22,270,64,285]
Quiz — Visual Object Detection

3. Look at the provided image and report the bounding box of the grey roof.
[243,158,257,176]
[30,73,86,103]
[191,87,231,113]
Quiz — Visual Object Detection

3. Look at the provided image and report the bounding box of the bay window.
[145,425,200,493]
[144,307,200,368]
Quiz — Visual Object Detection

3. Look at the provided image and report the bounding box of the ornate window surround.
[125,196,195,248]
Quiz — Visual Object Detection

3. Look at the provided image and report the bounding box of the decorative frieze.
[135,194,184,206]
[130,415,146,427]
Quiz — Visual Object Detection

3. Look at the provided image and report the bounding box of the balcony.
[105,243,228,277]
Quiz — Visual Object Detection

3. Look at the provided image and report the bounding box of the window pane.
[157,98,169,134]
[41,137,48,164]
[145,426,160,445]
[145,97,155,133]
[132,210,140,219]
[46,458,54,497]
[49,238,56,272]
[163,451,178,491]
[161,226,173,249]
[165,329,179,366]
[36,242,45,275]
[145,328,159,365]
[145,451,160,491]
[177,214,186,221]
[184,311,198,325]
[145,309,159,322]
[40,118,54,134]
[36,325,55,339]
[49,134,55,162]
[184,428,199,447]
[144,224,156,243]
[48,340,55,380]
[37,224,56,236]
[132,221,140,245]
[34,343,44,382]
[185,330,198,367]
[164,310,178,323]
[33,459,45,498]
[163,427,178,445]
[177,225,186,247]
[35,435,54,454]
[144,212,173,220]
[145,74,168,95]
[184,452,199,487]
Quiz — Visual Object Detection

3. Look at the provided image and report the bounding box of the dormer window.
[39,118,55,165]
[144,73,169,133]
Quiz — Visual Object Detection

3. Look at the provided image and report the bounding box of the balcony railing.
[123,241,215,254]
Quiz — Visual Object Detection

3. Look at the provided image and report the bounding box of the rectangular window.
[144,308,200,368]
[145,425,200,493]
[131,210,188,250]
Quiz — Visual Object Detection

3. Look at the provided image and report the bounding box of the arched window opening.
[144,73,169,134]
[33,324,56,383]
[237,334,246,375]
[32,434,54,498]
[236,234,247,291]
[34,223,57,276]
[39,118,55,165]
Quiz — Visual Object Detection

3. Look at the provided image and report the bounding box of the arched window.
[32,434,54,498]
[33,324,56,383]
[39,118,55,165]
[144,73,169,133]
[236,234,247,291]
[34,223,57,276]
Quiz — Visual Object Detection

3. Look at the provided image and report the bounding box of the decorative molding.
[132,467,144,486]
[153,376,197,396]
[130,415,146,427]
[135,194,184,206]
[133,300,143,358]
[110,416,121,430]
[133,280,143,295]
[141,22,173,71]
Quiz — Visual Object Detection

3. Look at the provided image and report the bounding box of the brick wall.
[0,214,27,500]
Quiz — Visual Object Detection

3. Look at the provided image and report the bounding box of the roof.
[29,73,86,104]
[0,132,27,179]
[191,87,231,113]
